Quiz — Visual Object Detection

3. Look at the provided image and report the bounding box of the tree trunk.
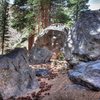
[28,34,34,51]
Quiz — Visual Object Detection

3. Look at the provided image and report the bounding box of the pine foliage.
[0,0,10,54]
[67,0,89,21]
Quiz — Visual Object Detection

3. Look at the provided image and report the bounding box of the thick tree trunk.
[41,4,50,29]
[28,2,51,51]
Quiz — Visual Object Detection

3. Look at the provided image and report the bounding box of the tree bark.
[28,34,34,51]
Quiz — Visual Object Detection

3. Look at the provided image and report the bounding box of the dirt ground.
[16,61,100,100]
[41,74,100,100]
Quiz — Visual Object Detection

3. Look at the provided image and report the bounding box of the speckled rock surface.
[0,48,38,99]
[64,10,100,65]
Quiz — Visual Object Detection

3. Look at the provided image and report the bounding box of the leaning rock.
[29,47,52,64]
[64,10,100,65]
[0,48,38,99]
[68,60,100,91]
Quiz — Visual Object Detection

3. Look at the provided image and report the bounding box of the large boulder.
[29,47,52,64]
[64,10,100,90]
[34,24,68,52]
[64,10,100,65]
[0,48,38,99]
[68,60,100,91]
[29,24,68,64]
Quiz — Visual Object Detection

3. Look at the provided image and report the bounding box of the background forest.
[0,0,89,54]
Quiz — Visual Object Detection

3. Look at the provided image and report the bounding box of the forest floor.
[29,60,100,100]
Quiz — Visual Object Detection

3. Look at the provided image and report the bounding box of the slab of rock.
[64,10,100,65]
[29,47,52,64]
[0,48,38,99]
[68,60,100,91]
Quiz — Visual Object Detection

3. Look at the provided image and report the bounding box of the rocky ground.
[14,60,100,100]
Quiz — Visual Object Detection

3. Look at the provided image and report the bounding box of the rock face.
[0,48,38,99]
[68,60,100,91]
[29,47,52,64]
[64,10,100,65]
[65,10,100,90]
[34,24,68,52]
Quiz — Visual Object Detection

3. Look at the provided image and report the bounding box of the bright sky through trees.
[9,0,14,4]
[9,0,100,10]
[88,0,100,10]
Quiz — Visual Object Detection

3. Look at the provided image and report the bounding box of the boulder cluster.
[0,10,100,99]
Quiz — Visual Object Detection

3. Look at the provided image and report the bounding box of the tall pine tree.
[0,0,9,54]
[67,0,89,21]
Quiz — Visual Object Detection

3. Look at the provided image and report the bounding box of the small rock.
[35,69,50,77]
